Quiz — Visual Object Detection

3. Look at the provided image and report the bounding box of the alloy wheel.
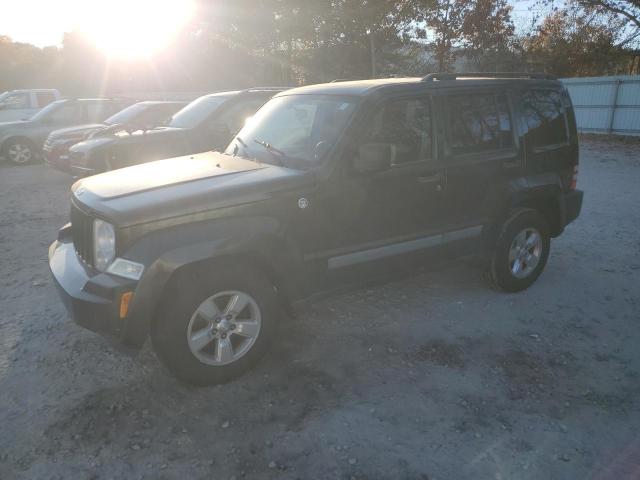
[186,290,262,366]
[508,227,543,279]
[7,143,33,164]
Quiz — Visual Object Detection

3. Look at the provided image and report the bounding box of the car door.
[34,101,83,146]
[309,94,448,284]
[435,88,520,251]
[0,92,32,121]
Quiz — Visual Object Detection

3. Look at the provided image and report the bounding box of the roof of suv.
[278,75,562,97]
[203,88,287,99]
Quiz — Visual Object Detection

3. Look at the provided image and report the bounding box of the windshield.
[168,95,229,129]
[30,99,66,121]
[104,103,150,126]
[225,95,358,168]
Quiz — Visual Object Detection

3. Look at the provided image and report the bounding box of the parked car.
[0,98,132,165]
[49,73,583,385]
[0,89,61,122]
[44,101,186,174]
[66,88,283,177]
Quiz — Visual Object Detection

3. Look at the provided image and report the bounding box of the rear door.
[436,87,520,249]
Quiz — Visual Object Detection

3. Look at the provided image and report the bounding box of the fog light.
[107,258,144,280]
[120,291,134,319]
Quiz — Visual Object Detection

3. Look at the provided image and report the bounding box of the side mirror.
[314,140,332,161]
[352,143,394,174]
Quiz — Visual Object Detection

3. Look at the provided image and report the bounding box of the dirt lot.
[1,137,639,480]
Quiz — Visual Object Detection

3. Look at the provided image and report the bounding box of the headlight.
[93,219,115,271]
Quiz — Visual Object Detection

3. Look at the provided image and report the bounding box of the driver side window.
[364,97,433,165]
[215,98,268,134]
[48,104,81,124]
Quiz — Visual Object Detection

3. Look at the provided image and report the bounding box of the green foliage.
[0,0,636,95]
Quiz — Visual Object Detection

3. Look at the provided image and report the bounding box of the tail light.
[570,165,578,190]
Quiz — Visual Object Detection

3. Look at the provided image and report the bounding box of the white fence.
[561,75,640,136]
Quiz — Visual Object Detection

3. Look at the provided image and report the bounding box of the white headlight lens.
[107,258,145,280]
[93,219,115,271]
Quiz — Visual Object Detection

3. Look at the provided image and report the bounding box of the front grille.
[43,137,53,152]
[70,202,94,266]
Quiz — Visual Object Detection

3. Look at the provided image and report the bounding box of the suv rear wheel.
[151,266,279,385]
[490,209,550,292]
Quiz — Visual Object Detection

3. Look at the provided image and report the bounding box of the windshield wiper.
[253,139,286,166]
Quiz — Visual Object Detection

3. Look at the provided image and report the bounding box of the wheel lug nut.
[230,324,236,330]
[221,333,227,339]
[226,315,232,321]
[215,317,221,323]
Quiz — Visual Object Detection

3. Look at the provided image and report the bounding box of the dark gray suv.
[50,73,583,385]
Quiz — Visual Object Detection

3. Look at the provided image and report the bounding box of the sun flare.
[77,0,195,59]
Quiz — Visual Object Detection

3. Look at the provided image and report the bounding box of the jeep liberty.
[49,74,584,385]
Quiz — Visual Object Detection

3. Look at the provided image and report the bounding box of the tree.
[461,0,516,70]
[523,4,632,76]
[401,0,466,71]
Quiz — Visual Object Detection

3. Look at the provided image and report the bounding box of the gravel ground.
[1,137,639,480]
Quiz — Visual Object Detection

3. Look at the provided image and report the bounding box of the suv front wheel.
[4,139,35,165]
[490,209,550,292]
[152,266,279,385]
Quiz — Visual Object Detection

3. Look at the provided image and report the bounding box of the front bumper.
[44,147,72,174]
[49,230,138,343]
[563,189,583,226]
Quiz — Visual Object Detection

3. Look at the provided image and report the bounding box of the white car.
[0,89,61,122]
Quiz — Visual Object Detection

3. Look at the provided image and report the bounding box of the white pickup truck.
[0,89,61,122]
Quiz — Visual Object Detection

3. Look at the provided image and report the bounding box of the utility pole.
[369,28,377,79]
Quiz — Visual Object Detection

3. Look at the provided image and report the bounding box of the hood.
[70,125,184,153]
[0,119,33,129]
[49,124,104,140]
[72,151,312,227]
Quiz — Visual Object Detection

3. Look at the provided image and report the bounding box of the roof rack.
[421,72,557,82]
[241,86,289,93]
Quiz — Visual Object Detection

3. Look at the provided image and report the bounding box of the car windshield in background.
[104,103,150,126]
[225,95,357,168]
[168,96,230,129]
[29,100,66,121]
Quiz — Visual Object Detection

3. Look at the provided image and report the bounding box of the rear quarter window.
[520,89,568,147]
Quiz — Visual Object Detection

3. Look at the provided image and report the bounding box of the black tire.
[489,209,550,293]
[151,265,280,386]
[3,138,36,165]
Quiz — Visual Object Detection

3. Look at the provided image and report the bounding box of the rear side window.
[36,92,56,107]
[0,92,29,109]
[446,92,513,156]
[520,89,568,147]
[365,98,433,165]
[86,102,115,122]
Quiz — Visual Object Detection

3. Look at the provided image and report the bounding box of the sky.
[1,0,543,49]
[0,0,196,58]
[0,1,77,47]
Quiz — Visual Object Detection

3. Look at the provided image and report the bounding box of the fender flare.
[120,219,306,347]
